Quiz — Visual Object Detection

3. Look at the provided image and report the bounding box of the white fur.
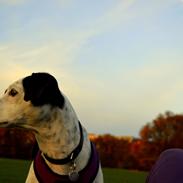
[0,79,103,183]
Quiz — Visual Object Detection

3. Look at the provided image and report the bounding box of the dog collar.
[43,121,84,165]
[34,142,100,183]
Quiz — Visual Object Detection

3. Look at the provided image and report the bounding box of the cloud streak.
[0,0,28,5]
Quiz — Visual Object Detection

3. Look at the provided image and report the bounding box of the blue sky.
[0,0,183,137]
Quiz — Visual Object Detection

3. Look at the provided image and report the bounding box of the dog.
[0,72,103,183]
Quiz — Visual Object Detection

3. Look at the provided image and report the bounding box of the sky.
[0,0,183,137]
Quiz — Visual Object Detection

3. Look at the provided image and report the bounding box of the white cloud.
[0,0,28,5]
[55,0,73,7]
[0,0,178,95]
[1,0,174,71]
[88,0,136,35]
[0,0,135,94]
[0,39,82,94]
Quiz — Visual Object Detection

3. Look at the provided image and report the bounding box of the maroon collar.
[33,142,100,183]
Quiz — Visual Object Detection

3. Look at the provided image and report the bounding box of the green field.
[0,158,147,183]
[103,168,147,183]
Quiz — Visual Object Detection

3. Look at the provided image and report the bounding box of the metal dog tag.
[69,171,79,182]
[69,156,79,182]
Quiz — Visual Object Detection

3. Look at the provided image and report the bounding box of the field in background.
[0,158,31,183]
[0,158,147,183]
[103,168,147,183]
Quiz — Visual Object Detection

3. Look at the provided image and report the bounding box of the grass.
[103,168,147,183]
[0,158,147,183]
[0,158,31,183]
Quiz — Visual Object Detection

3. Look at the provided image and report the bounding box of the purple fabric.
[33,142,99,183]
[146,148,183,183]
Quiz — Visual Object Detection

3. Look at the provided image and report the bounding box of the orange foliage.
[0,111,183,171]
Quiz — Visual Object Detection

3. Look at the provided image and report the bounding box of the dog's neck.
[35,108,80,160]
[34,98,90,174]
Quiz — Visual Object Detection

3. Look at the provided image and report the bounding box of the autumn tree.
[137,111,183,170]
[91,134,132,168]
[140,111,183,149]
[0,128,35,159]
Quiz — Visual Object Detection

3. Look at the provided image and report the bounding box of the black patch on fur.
[22,73,65,109]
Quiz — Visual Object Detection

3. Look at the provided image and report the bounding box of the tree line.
[0,111,183,171]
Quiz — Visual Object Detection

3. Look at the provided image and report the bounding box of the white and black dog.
[0,73,103,183]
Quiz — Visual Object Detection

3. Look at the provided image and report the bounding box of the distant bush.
[0,128,35,159]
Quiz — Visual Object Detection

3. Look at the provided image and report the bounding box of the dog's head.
[0,73,65,130]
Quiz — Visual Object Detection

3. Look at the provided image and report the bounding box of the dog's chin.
[0,122,24,128]
[0,122,11,128]
[0,122,38,133]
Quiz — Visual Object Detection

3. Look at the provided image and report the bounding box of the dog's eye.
[8,89,18,97]
[4,89,7,94]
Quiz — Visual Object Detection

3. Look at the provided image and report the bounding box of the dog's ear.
[22,73,65,108]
